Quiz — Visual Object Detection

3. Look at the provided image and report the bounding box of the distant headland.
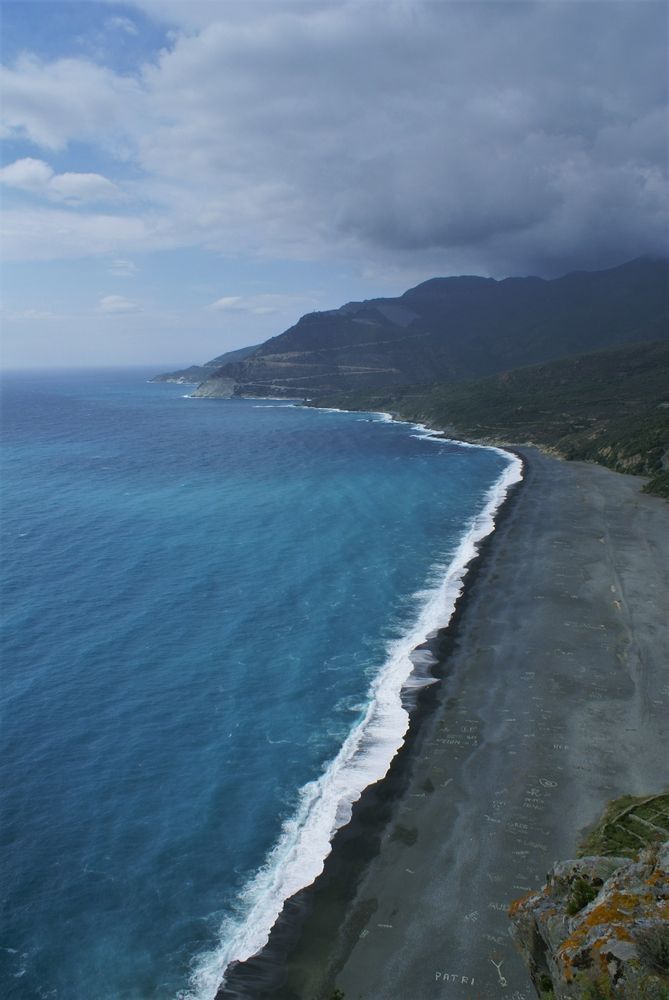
[154,257,669,496]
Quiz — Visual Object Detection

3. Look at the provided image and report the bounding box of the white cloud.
[105,15,139,36]
[207,292,319,316]
[0,158,119,204]
[109,258,138,277]
[48,171,119,204]
[0,157,54,192]
[1,207,171,260]
[0,54,142,151]
[100,294,140,314]
[207,296,243,311]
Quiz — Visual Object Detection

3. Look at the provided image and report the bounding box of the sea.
[0,368,521,1000]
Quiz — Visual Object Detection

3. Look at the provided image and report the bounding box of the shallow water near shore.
[0,369,515,999]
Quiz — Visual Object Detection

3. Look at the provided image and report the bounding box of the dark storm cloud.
[327,1,668,274]
[135,0,667,276]
[4,1,667,275]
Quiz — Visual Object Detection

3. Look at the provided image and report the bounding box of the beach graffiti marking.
[490,956,508,987]
[484,932,507,946]
[434,971,475,985]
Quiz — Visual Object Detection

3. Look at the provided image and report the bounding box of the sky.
[0,0,667,369]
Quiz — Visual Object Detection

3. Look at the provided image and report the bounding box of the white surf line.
[178,411,523,1000]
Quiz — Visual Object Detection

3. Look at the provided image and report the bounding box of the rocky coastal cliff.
[510,794,669,999]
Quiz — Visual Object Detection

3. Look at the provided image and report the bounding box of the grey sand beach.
[289,449,669,1000]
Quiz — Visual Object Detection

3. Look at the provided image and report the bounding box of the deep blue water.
[0,370,513,999]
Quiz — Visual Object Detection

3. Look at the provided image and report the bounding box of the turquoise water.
[0,370,517,999]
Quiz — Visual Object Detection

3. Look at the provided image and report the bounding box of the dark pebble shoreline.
[217,449,527,999]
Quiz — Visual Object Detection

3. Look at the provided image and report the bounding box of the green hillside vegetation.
[578,792,669,859]
[317,341,669,497]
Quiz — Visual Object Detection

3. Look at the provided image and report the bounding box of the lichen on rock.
[509,793,669,998]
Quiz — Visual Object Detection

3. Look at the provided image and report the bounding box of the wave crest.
[179,431,523,1000]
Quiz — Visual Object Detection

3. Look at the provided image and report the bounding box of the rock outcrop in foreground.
[510,794,669,999]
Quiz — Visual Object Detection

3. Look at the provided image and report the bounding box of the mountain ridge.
[153,256,668,398]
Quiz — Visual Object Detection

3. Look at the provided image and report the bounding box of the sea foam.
[179,423,523,1000]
